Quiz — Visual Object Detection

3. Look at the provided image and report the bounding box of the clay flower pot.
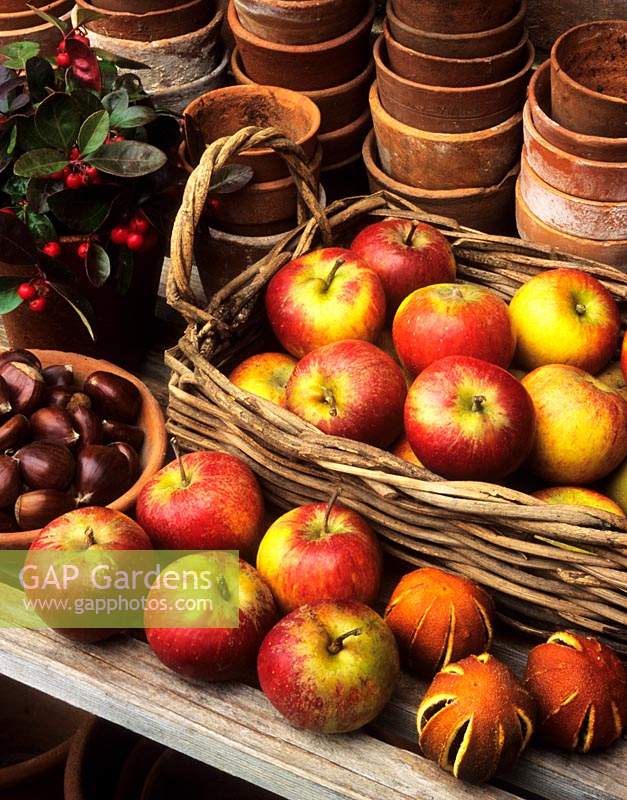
[232,0,364,45]
[319,107,371,168]
[231,47,374,134]
[551,21,627,138]
[0,10,71,47]
[78,0,212,41]
[391,0,514,35]
[371,82,522,189]
[0,0,71,30]
[151,50,229,114]
[363,130,518,234]
[113,739,166,800]
[374,35,534,133]
[183,84,320,182]
[0,0,55,10]
[523,103,627,202]
[228,0,375,91]
[529,61,627,163]
[0,349,167,549]
[96,0,190,9]
[386,0,527,58]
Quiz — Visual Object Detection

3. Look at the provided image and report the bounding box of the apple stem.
[322,487,340,533]
[323,257,344,292]
[471,395,486,413]
[404,222,417,246]
[575,303,587,316]
[170,436,190,488]
[322,388,338,417]
[217,575,230,602]
[85,527,96,547]
[328,628,362,654]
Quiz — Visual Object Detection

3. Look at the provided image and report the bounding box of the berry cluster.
[17,279,49,313]
[54,33,90,69]
[109,213,151,252]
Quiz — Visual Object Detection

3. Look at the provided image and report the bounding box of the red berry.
[113,135,125,143]
[70,146,81,161]
[17,283,36,301]
[77,242,90,259]
[42,241,62,258]
[208,198,221,212]
[56,52,71,68]
[130,215,150,234]
[85,166,98,180]
[62,165,71,177]
[57,40,66,52]
[73,33,90,45]
[29,298,47,313]
[47,169,65,180]
[65,173,83,190]
[110,226,129,246]
[0,207,15,215]
[126,232,145,251]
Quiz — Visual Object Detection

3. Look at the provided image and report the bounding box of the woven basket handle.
[167,126,331,325]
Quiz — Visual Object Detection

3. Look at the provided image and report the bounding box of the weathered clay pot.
[113,739,166,800]
[529,61,627,163]
[96,0,190,9]
[386,0,527,58]
[551,21,627,138]
[519,150,627,240]
[0,11,71,47]
[184,84,320,182]
[0,676,89,800]
[151,51,229,113]
[79,0,212,41]
[371,82,522,189]
[385,23,529,87]
[0,0,54,10]
[232,0,364,45]
[516,181,627,266]
[526,0,627,57]
[391,0,514,35]
[0,0,71,30]
[374,35,534,133]
[523,102,627,202]
[363,130,518,233]
[319,107,371,168]
[231,47,374,135]
[228,0,375,91]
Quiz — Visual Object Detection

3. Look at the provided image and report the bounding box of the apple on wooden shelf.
[228,352,297,406]
[256,492,382,613]
[351,219,456,313]
[257,600,400,734]
[265,247,386,359]
[509,268,620,374]
[532,486,625,517]
[392,283,516,376]
[404,355,536,482]
[285,339,407,448]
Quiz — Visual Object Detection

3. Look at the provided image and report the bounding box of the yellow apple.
[597,362,627,402]
[533,486,625,517]
[229,352,297,406]
[605,459,627,514]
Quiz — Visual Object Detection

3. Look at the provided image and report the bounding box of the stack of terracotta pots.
[0,1,73,49]
[368,0,534,233]
[518,21,627,267]
[228,0,375,186]
[80,0,227,112]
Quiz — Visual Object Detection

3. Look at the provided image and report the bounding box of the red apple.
[229,352,297,406]
[404,355,536,481]
[136,448,264,559]
[622,332,627,383]
[285,339,407,447]
[265,247,386,359]
[351,219,456,312]
[145,557,277,681]
[257,600,400,733]
[393,283,516,376]
[256,497,382,612]
[391,436,423,467]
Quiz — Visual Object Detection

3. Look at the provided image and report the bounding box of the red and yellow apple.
[533,486,625,517]
[523,365,627,485]
[391,436,423,467]
[596,361,627,401]
[622,332,627,382]
[265,247,386,359]
[229,352,297,406]
[393,283,516,376]
[285,339,407,448]
[136,450,265,559]
[351,219,456,313]
[256,499,382,612]
[605,459,627,514]
[509,269,620,373]
[257,600,400,733]
[404,355,536,481]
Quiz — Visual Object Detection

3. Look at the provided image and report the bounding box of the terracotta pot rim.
[0,738,71,788]
[0,9,70,36]
[79,0,205,21]
[83,6,223,47]
[0,0,68,21]
[228,0,375,54]
[151,50,229,100]
[319,106,371,144]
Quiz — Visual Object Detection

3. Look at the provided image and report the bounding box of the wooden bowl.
[386,0,527,58]
[78,0,212,41]
[371,82,522,189]
[391,0,514,35]
[0,350,167,550]
[551,20,627,138]
[374,34,534,133]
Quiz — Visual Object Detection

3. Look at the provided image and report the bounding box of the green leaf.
[0,42,40,70]
[16,116,48,151]
[6,124,17,156]
[102,89,128,119]
[88,141,166,177]
[3,175,28,198]
[85,243,110,287]
[13,149,68,178]
[112,106,157,130]
[0,213,38,265]
[78,110,110,157]
[116,247,133,295]
[26,177,63,214]
[75,8,103,25]
[49,282,95,341]
[48,184,118,233]
[27,5,69,33]
[25,209,56,245]
[210,164,254,195]
[71,88,103,121]
[35,93,81,153]
[94,49,149,71]
[25,56,54,102]
[0,278,24,315]
[99,60,117,94]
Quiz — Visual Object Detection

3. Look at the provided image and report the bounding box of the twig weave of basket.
[166,128,627,653]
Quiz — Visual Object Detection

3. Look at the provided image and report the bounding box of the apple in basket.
[265,247,386,359]
[229,352,297,406]
[606,459,627,515]
[404,355,536,481]
[257,600,400,733]
[285,339,407,448]
[532,486,625,517]
[622,332,627,382]
[351,219,457,313]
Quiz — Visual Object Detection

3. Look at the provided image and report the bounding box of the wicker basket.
[166,127,627,653]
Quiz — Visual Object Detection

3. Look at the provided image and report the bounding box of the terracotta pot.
[519,150,627,240]
[0,0,71,30]
[0,349,167,548]
[523,102,627,202]
[551,21,627,138]
[228,0,375,91]
[526,0,627,57]
[516,181,627,266]
[151,51,229,113]
[391,0,514,35]
[232,0,364,45]
[0,676,89,800]
[96,0,190,9]
[0,0,53,11]
[529,61,627,163]
[319,107,371,168]
[113,739,166,800]
[363,130,518,233]
[184,84,320,182]
[231,47,374,134]
[79,0,212,41]
[385,23,529,87]
[320,153,370,203]
[0,11,71,47]
[371,82,522,189]
[374,35,534,133]
[386,0,527,58]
